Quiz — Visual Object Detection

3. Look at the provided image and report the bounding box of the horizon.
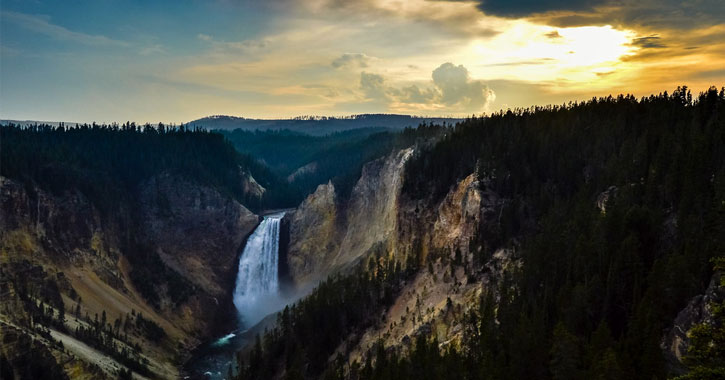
[2,1,724,123]
[2,85,720,126]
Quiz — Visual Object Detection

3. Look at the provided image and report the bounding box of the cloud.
[271,0,500,39]
[469,0,725,30]
[398,85,438,104]
[524,0,725,30]
[473,0,606,18]
[692,69,725,80]
[358,63,495,113]
[432,62,495,109]
[483,58,557,67]
[331,53,371,69]
[631,36,665,49]
[139,44,166,56]
[197,33,268,55]
[360,72,388,100]
[544,30,562,39]
[1,11,129,47]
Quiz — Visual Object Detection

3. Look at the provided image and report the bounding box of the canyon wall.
[0,174,258,379]
[285,148,518,363]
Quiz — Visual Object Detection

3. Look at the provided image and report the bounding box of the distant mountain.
[189,114,462,135]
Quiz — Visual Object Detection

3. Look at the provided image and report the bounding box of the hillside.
[235,86,725,380]
[0,124,276,379]
[220,127,443,205]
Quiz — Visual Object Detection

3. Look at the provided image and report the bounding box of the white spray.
[232,212,285,327]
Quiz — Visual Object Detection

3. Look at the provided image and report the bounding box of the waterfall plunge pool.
[184,212,292,379]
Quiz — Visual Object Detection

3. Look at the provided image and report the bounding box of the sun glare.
[468,22,637,86]
[556,25,636,66]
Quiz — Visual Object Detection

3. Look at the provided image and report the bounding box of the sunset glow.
[1,0,723,122]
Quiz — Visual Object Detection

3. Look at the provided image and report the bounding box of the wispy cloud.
[139,44,166,56]
[1,11,129,47]
[631,36,665,49]
[196,33,269,56]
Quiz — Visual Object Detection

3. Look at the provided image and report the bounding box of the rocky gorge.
[0,171,261,379]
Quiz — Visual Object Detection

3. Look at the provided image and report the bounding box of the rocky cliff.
[287,181,340,286]
[139,173,258,301]
[285,149,517,365]
[286,148,414,287]
[0,173,258,379]
[661,271,725,374]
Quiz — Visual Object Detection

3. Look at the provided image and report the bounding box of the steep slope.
[235,87,725,380]
[0,173,259,379]
[138,173,258,301]
[283,148,514,371]
[286,148,413,286]
[0,125,265,379]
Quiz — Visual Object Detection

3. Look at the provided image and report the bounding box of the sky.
[1,0,724,123]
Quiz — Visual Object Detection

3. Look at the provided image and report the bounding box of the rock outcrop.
[334,148,413,268]
[285,149,516,366]
[286,181,339,286]
[286,148,413,286]
[241,170,266,199]
[661,272,725,374]
[596,185,618,214]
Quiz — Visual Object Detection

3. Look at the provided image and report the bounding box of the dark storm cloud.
[459,0,725,31]
[632,36,665,49]
[473,0,606,18]
[530,0,725,30]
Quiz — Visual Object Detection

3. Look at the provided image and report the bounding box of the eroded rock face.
[334,148,414,268]
[138,173,259,298]
[1,174,259,378]
[241,170,266,200]
[286,148,413,287]
[287,181,339,286]
[432,173,482,248]
[342,174,513,364]
[661,272,725,374]
[285,151,518,365]
[596,185,618,214]
[431,173,504,257]
[286,148,508,283]
[0,176,120,275]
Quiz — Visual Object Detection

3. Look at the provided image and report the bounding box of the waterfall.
[233,212,285,327]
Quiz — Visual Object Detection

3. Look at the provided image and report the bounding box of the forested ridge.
[220,128,387,175]
[0,122,295,211]
[234,86,725,380]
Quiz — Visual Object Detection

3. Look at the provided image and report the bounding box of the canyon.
[2,90,724,380]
